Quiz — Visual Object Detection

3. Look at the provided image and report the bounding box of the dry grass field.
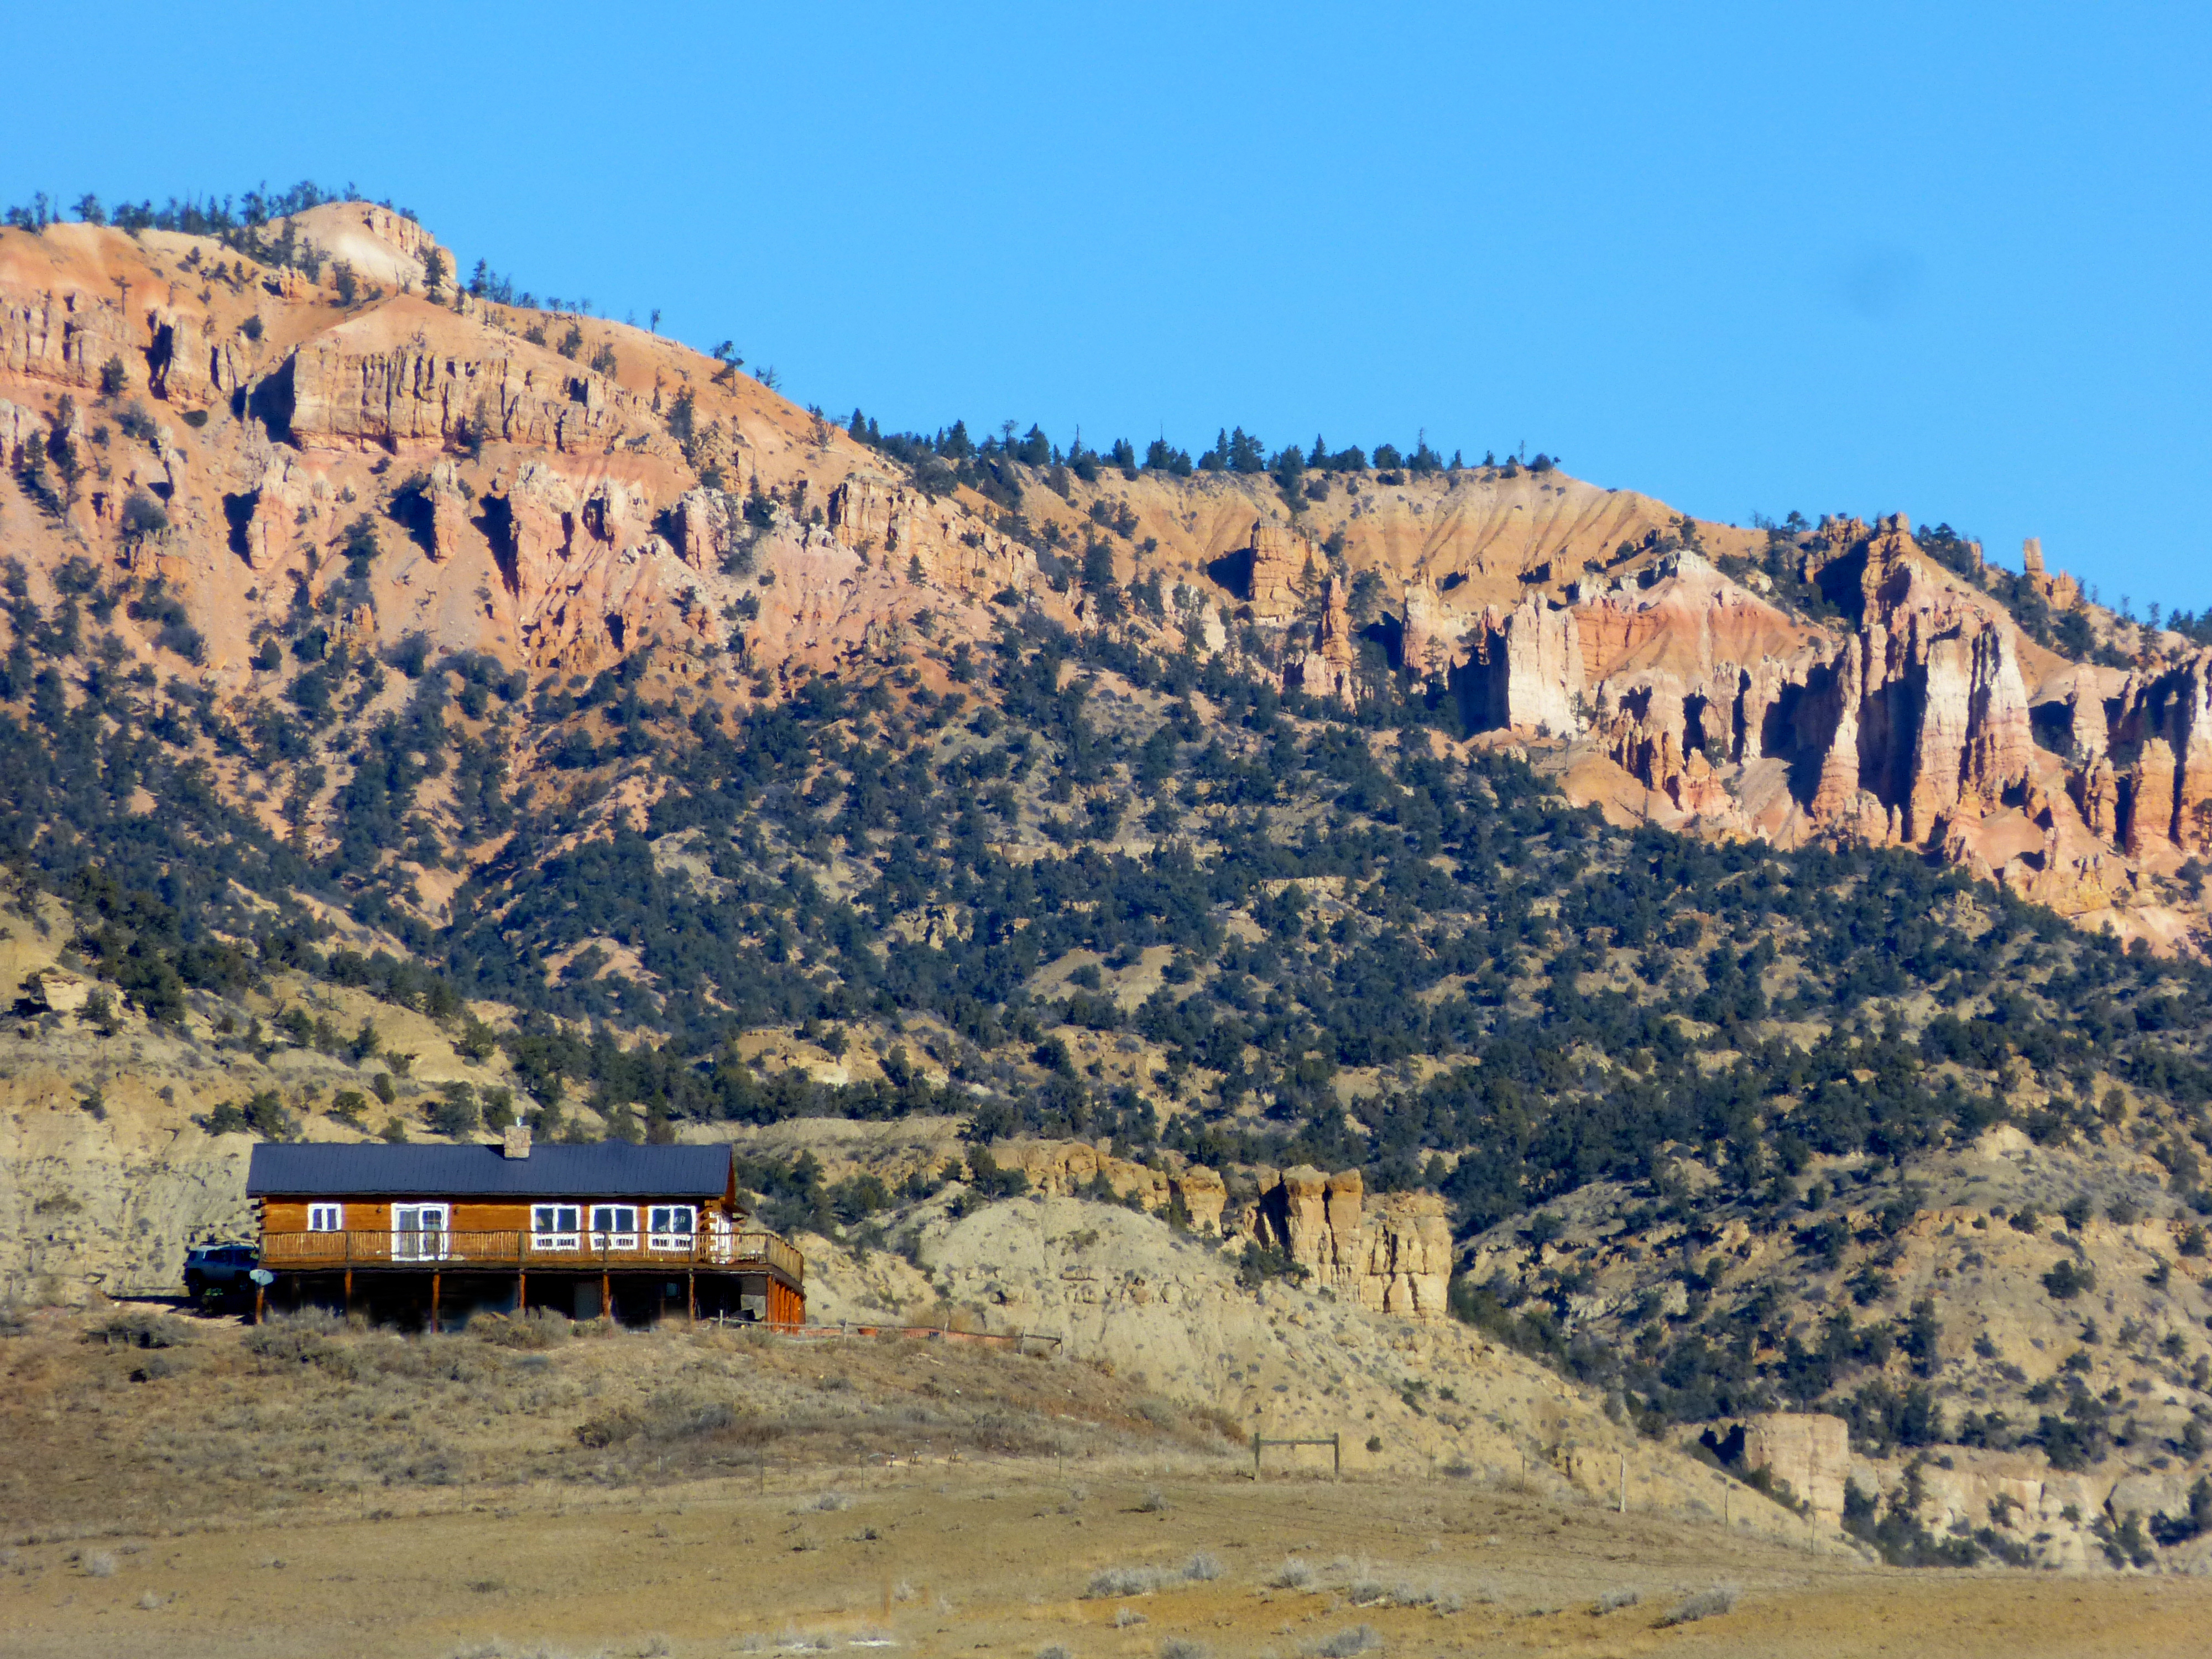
[4,1305,2209,1659]
[0,1303,1236,1535]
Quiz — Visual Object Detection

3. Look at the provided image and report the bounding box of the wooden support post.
[343,1266,353,1318]
[1333,1433,1341,1478]
[517,1269,526,1316]
[601,1268,612,1326]
[687,1270,696,1325]
[430,1270,441,1334]
[253,1281,265,1326]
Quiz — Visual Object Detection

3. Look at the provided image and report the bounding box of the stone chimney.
[503,1123,532,1159]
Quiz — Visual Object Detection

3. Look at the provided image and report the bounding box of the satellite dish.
[249,1268,276,1286]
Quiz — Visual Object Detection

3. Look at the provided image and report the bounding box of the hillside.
[3,191,2212,1578]
[19,1306,2211,1659]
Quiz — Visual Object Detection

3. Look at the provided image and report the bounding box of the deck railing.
[258,1228,803,1285]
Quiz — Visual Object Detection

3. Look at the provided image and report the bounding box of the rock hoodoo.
[1244,522,1317,624]
[1251,1166,1453,1320]
[1463,597,1584,738]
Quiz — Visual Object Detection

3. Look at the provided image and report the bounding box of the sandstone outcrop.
[0,282,139,390]
[1572,550,1811,690]
[982,1138,1227,1234]
[1595,674,1734,815]
[671,484,736,573]
[278,307,663,456]
[2126,739,2179,857]
[1809,636,1867,825]
[1495,512,2204,937]
[1797,515,2041,844]
[1463,597,1584,737]
[0,395,40,458]
[144,305,252,407]
[2075,755,2119,840]
[422,458,472,560]
[2172,652,2212,851]
[1721,1412,1850,1517]
[1249,1166,1452,1319]
[824,474,1039,598]
[1400,577,1454,684]
[1244,523,1316,623]
[1287,573,1356,702]
[275,201,452,294]
[24,968,91,1014]
[2067,667,2109,759]
[1484,551,1820,807]
[1890,623,2034,843]
[2021,534,2081,612]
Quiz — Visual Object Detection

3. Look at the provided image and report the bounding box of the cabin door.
[392,1203,451,1262]
[708,1210,735,1265]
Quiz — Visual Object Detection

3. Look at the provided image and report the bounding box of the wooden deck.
[259,1228,803,1288]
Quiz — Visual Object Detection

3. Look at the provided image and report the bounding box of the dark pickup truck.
[182,1243,260,1306]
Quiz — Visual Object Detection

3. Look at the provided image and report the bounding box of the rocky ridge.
[1,210,2198,946]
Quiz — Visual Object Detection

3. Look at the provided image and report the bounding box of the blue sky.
[6,3,2208,612]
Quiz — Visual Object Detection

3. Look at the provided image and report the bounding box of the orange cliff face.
[1540,515,2209,951]
[0,217,974,688]
[0,211,2201,951]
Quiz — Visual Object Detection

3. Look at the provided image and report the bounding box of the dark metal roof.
[246,1141,732,1199]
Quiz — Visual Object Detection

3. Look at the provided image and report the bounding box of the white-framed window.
[307,1203,344,1233]
[588,1204,639,1250]
[531,1204,582,1251]
[392,1203,450,1262]
[647,1205,696,1252]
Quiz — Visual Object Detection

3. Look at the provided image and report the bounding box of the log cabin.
[244,1126,803,1329]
